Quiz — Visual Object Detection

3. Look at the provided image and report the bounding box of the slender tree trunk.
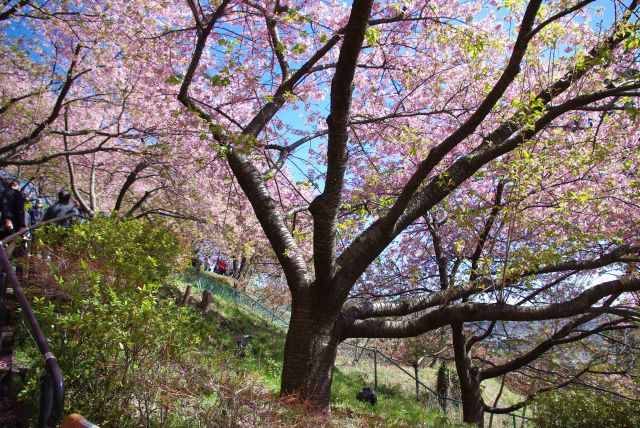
[232,255,239,278]
[237,255,248,279]
[452,323,485,427]
[280,293,342,410]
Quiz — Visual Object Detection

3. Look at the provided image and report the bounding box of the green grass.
[331,368,467,427]
[200,269,237,288]
[177,272,533,427]
[174,276,471,427]
[335,353,524,408]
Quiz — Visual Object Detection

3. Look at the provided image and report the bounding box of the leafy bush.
[37,215,187,286]
[533,390,640,428]
[17,217,227,426]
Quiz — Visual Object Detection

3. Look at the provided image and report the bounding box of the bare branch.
[341,277,640,339]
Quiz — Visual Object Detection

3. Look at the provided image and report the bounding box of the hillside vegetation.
[13,218,465,427]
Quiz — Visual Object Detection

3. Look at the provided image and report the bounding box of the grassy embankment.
[8,217,524,426]
[174,274,468,427]
[190,270,528,427]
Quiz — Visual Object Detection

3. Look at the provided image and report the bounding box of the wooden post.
[181,285,192,305]
[373,347,378,390]
[200,290,212,313]
[414,362,420,401]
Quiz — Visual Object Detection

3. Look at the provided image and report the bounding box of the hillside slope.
[172,274,467,427]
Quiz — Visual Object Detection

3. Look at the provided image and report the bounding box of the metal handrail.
[0,213,77,427]
[1,212,76,245]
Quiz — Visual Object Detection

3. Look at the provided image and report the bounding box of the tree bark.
[280,292,342,410]
[452,323,485,427]
[460,372,484,427]
[237,255,248,279]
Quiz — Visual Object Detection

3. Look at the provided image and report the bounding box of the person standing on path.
[28,197,45,226]
[0,180,26,239]
[44,190,78,227]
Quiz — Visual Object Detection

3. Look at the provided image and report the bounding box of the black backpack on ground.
[356,386,377,405]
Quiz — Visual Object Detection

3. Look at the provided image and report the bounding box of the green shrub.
[533,390,640,428]
[36,215,187,286]
[18,217,223,426]
[26,280,213,425]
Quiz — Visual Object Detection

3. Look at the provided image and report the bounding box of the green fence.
[181,271,290,329]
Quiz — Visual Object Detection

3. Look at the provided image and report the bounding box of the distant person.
[215,258,227,276]
[28,197,45,225]
[43,190,78,227]
[75,200,91,223]
[23,208,31,235]
[0,180,26,239]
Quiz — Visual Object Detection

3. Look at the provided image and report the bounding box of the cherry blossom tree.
[169,0,640,419]
[0,0,280,257]
[3,1,640,424]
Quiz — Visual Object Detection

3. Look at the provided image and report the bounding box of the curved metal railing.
[1,212,76,244]
[0,213,76,427]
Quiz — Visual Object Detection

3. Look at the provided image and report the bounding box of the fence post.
[413,362,419,401]
[181,284,191,306]
[373,348,378,390]
[200,290,212,313]
[0,272,6,326]
[513,414,517,428]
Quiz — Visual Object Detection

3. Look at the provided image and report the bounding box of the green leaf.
[164,74,183,85]
[365,27,381,46]
[204,73,230,87]
[292,43,307,54]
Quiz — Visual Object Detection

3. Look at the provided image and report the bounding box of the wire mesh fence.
[186,271,533,427]
[181,271,290,329]
[335,342,533,427]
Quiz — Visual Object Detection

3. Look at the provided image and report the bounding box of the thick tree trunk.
[459,369,484,427]
[452,323,485,427]
[280,296,342,410]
